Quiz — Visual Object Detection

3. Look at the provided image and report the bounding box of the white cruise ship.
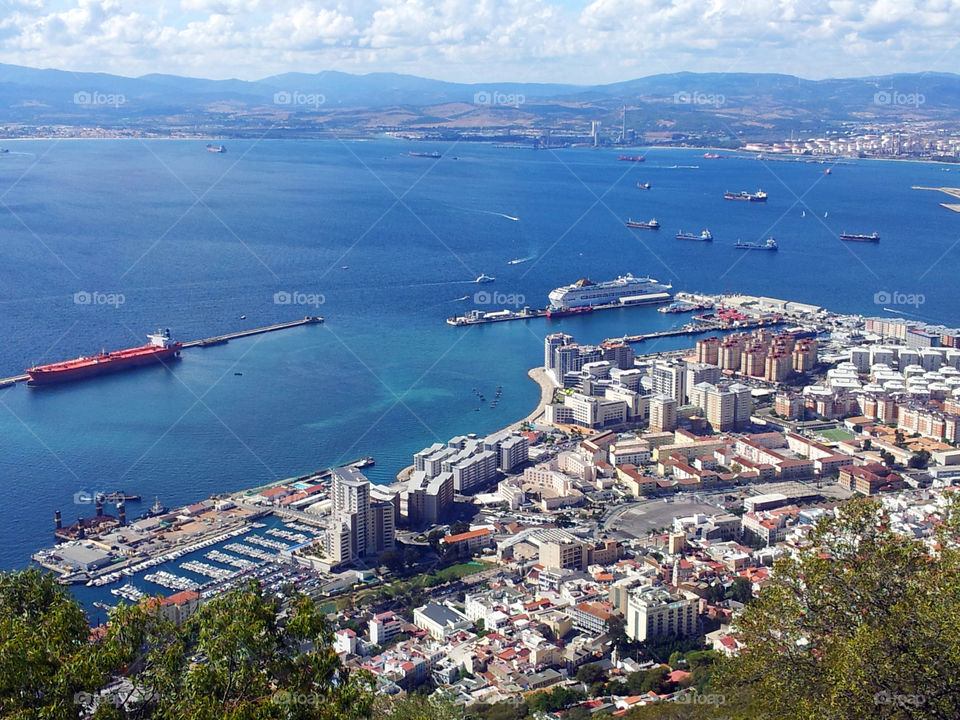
[548,274,672,308]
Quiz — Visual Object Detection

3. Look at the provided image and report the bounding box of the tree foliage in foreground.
[716,496,960,720]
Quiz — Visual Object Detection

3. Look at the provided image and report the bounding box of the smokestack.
[77,517,85,540]
[118,502,126,526]
[55,509,62,530]
[95,499,103,517]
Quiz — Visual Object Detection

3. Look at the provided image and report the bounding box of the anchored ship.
[839,231,880,242]
[626,218,660,230]
[618,155,645,162]
[724,189,767,202]
[734,237,778,251]
[548,274,672,308]
[636,182,651,190]
[676,229,713,242]
[409,151,441,159]
[205,144,226,153]
[25,329,182,386]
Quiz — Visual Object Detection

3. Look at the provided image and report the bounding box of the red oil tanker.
[25,329,182,386]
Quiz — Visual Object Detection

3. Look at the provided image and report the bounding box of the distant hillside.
[0,63,957,139]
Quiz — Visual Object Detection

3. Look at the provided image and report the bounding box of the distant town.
[37,290,960,710]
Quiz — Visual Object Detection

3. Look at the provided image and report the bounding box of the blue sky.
[0,0,957,83]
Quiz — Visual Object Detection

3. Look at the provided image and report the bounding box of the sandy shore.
[393,367,558,482]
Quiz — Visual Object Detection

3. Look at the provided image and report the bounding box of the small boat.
[206,144,226,153]
[824,168,832,175]
[234,372,243,376]
[839,231,880,243]
[703,152,723,159]
[507,257,533,265]
[476,274,495,283]
[618,155,645,162]
[676,229,713,242]
[409,151,441,159]
[239,314,246,320]
[636,182,651,190]
[626,218,660,230]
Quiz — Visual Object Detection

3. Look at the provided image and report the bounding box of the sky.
[0,0,958,83]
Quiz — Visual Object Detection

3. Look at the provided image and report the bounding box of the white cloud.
[0,0,956,82]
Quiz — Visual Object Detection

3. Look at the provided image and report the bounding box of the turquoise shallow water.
[0,138,958,571]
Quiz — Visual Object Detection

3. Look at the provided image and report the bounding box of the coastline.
[394,366,557,483]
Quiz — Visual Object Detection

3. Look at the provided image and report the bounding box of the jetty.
[0,316,323,388]
[605,317,784,345]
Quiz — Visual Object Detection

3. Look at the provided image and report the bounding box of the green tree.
[727,577,754,604]
[375,692,465,720]
[640,665,674,694]
[0,567,123,719]
[403,546,422,569]
[716,497,960,719]
[380,549,404,576]
[576,662,607,686]
[449,521,471,536]
[908,449,931,469]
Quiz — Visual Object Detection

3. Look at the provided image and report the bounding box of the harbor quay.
[29,287,960,700]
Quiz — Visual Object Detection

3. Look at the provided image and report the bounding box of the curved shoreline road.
[394,366,557,483]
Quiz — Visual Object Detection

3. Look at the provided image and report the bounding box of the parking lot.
[604,497,724,539]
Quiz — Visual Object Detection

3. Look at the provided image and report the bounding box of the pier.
[446,293,672,327]
[0,316,324,388]
[605,317,785,345]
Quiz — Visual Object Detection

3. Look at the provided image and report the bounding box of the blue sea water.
[0,138,958,574]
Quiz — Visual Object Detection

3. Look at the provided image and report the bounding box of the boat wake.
[447,204,519,221]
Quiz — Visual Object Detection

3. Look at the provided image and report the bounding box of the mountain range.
[1,63,957,139]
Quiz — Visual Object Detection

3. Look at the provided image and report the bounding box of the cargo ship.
[734,237,778,251]
[676,229,713,242]
[25,329,182,386]
[206,144,226,153]
[409,151,441,159]
[724,189,767,202]
[626,218,660,230]
[636,182,651,190]
[839,231,880,242]
[549,274,672,308]
[618,155,645,162]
